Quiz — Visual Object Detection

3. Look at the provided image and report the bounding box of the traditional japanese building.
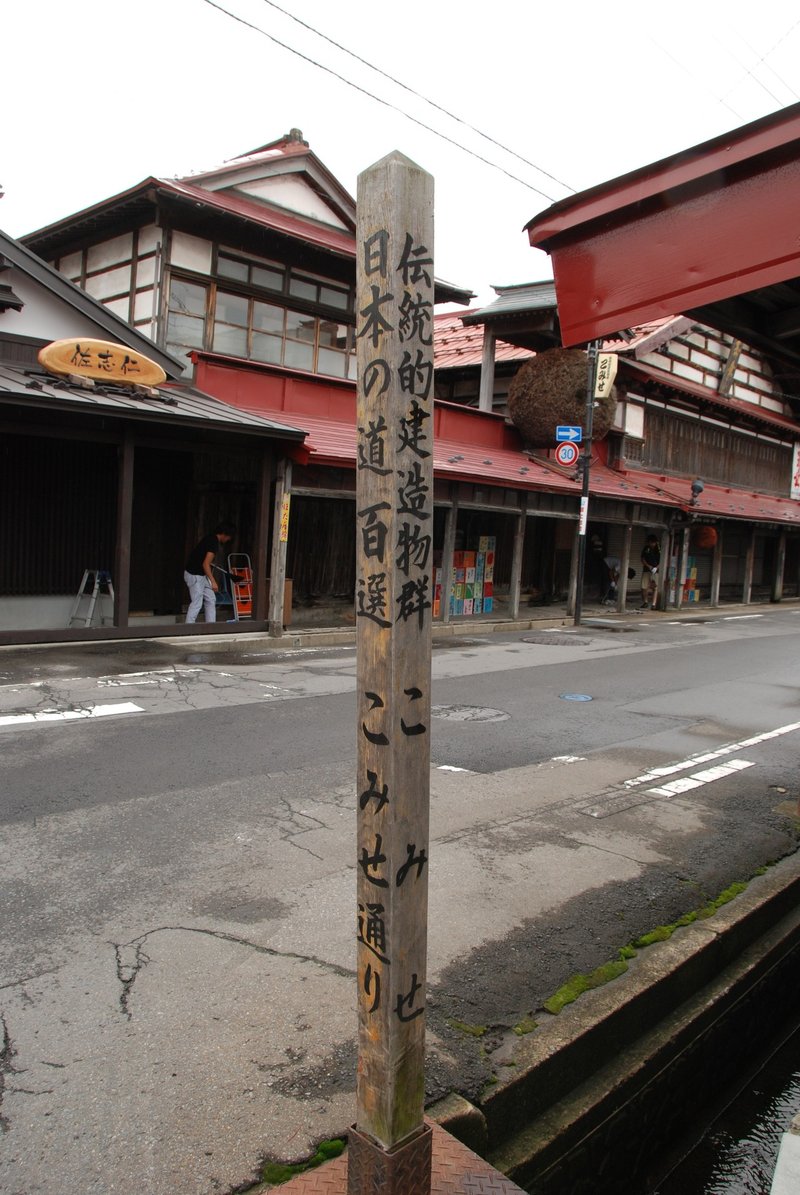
[522,102,800,608]
[433,293,800,607]
[22,123,800,632]
[0,227,305,643]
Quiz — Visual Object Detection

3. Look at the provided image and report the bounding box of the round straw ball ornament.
[507,348,618,447]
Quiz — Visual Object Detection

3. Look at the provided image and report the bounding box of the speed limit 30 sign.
[555,442,579,467]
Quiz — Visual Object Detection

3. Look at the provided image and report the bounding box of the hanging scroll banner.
[594,352,618,399]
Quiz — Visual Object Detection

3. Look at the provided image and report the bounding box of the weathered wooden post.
[350,151,435,1194]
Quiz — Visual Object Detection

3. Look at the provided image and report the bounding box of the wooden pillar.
[440,486,458,625]
[743,528,756,604]
[269,459,291,636]
[351,151,434,1190]
[252,448,273,623]
[677,527,691,610]
[478,327,496,413]
[113,432,134,628]
[619,520,633,612]
[709,524,724,608]
[509,497,527,621]
[772,530,787,602]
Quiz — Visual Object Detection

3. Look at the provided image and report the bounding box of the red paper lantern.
[694,525,718,550]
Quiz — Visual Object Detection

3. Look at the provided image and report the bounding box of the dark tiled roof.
[0,362,306,440]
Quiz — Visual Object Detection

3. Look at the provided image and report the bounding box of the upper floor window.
[217,248,352,313]
[166,272,355,379]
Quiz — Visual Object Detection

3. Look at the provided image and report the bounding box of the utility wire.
[721,17,800,103]
[256,0,575,195]
[647,33,745,120]
[200,0,561,202]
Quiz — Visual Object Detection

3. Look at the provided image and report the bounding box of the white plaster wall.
[170,231,212,273]
[133,289,155,322]
[138,224,161,255]
[136,257,157,288]
[84,264,133,301]
[0,598,180,632]
[59,250,83,278]
[0,596,74,631]
[231,176,348,228]
[0,269,114,341]
[86,233,133,271]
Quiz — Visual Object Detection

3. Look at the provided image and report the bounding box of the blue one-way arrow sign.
[556,425,583,443]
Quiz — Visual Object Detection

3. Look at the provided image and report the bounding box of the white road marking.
[624,721,800,788]
[551,755,587,763]
[0,702,143,727]
[647,758,755,797]
[722,614,764,621]
[437,764,471,772]
[582,722,800,819]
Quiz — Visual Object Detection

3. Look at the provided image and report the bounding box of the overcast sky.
[3,0,799,305]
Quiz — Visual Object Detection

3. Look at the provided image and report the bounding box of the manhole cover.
[431,705,509,722]
[559,693,593,702]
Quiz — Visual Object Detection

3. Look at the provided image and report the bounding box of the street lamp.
[690,478,705,506]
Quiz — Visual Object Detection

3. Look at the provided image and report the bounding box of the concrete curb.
[429,851,800,1189]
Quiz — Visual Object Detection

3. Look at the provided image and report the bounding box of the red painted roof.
[524,104,800,350]
[525,102,800,248]
[433,311,534,369]
[617,468,800,525]
[191,353,800,524]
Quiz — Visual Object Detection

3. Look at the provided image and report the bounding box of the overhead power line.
[721,17,800,103]
[200,0,563,202]
[257,0,575,195]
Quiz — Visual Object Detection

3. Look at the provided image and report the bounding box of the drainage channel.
[476,859,800,1195]
[653,1014,800,1193]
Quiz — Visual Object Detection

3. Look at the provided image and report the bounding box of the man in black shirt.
[184,523,236,624]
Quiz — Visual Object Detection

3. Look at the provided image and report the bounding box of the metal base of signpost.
[273,1119,526,1193]
[347,1121,432,1194]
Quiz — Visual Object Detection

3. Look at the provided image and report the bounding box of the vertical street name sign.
[351,151,434,1191]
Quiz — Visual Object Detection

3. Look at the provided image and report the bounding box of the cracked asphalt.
[0,606,799,1192]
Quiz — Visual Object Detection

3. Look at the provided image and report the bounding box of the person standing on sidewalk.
[640,535,661,609]
[183,523,236,624]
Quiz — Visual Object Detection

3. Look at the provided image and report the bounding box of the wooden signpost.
[350,151,435,1194]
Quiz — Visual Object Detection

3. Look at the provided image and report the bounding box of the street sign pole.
[350,151,434,1194]
[574,340,600,627]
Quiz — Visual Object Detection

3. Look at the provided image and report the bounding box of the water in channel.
[654,1018,800,1193]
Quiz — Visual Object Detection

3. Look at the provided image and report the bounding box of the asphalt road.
[3,610,800,807]
[1,607,799,1193]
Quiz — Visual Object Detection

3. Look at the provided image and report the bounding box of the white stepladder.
[68,569,115,627]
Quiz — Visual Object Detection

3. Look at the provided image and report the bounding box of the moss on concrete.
[543,877,757,1016]
[447,1019,487,1037]
[543,959,629,1015]
[259,1138,345,1186]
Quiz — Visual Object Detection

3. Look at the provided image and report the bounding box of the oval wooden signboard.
[38,339,167,387]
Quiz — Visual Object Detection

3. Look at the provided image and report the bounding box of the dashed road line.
[646,758,755,797]
[582,721,800,819]
[623,721,800,788]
